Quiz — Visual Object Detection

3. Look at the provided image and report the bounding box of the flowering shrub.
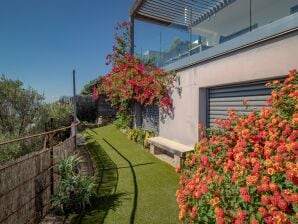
[98,22,176,116]
[101,53,175,113]
[176,70,298,224]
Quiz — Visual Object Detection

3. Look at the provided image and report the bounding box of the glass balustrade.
[134,0,298,68]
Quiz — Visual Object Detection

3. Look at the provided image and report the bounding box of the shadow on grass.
[72,192,127,224]
[73,130,154,224]
[72,132,122,224]
[103,138,138,224]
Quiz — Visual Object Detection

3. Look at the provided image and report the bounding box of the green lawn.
[73,125,179,224]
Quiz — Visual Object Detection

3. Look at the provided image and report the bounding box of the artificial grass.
[73,125,179,224]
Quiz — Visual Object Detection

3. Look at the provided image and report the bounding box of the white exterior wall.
[159,33,298,147]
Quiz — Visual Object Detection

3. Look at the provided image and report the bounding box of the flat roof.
[130,0,237,28]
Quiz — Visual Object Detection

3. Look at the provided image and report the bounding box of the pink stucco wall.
[159,32,298,147]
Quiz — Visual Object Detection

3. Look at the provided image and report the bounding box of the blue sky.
[0,0,187,102]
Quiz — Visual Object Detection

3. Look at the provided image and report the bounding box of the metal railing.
[0,121,80,146]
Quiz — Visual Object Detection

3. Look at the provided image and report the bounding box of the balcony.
[131,0,298,70]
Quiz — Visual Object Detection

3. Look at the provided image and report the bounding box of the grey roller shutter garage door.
[208,81,272,127]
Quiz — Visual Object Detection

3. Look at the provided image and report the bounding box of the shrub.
[39,102,73,130]
[98,22,176,119]
[38,102,73,142]
[52,154,95,214]
[143,130,156,148]
[0,133,21,164]
[113,111,132,129]
[126,128,155,148]
[176,70,298,223]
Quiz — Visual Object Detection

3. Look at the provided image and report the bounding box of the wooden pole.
[73,70,77,150]
[49,119,54,195]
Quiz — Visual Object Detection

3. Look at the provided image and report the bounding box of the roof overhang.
[130,0,237,29]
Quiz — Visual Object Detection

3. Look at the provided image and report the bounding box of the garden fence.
[0,123,79,224]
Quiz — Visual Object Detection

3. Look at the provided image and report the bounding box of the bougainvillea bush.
[98,22,176,117]
[176,70,298,224]
[101,53,175,113]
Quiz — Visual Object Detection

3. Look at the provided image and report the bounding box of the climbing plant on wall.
[97,22,176,118]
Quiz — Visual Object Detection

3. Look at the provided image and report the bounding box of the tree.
[0,75,44,137]
[0,76,74,163]
[38,102,73,130]
[36,102,73,143]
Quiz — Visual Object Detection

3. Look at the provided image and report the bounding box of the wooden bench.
[147,137,194,168]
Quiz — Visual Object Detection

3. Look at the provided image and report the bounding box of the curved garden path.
[72,125,179,224]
